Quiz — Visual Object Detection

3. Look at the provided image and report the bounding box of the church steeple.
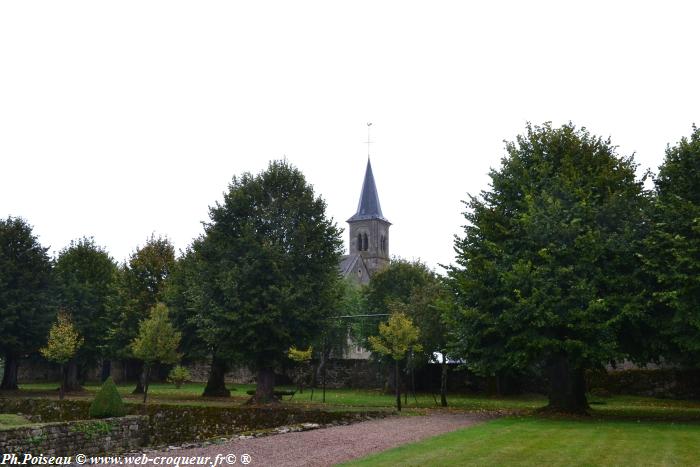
[348,158,388,222]
[346,157,391,278]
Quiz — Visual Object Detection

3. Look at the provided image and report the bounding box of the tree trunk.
[202,356,230,397]
[0,353,19,390]
[63,359,83,392]
[249,367,276,404]
[546,353,589,414]
[142,366,151,404]
[100,360,111,382]
[132,361,145,394]
[322,360,327,403]
[440,361,448,407]
[395,360,401,412]
[58,364,65,400]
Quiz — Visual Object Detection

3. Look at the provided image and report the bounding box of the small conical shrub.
[89,377,126,418]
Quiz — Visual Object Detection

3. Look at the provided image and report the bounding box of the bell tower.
[347,158,391,277]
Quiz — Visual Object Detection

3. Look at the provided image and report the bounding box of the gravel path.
[139,412,488,467]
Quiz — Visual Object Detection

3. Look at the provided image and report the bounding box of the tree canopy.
[131,302,181,403]
[186,160,344,402]
[40,311,83,400]
[368,308,422,411]
[106,235,175,360]
[446,123,647,413]
[0,216,53,390]
[643,125,700,364]
[53,237,116,388]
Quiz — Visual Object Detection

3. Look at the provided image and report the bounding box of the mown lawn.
[18,382,544,411]
[341,417,700,466]
[14,383,700,465]
[0,413,32,428]
[17,382,700,419]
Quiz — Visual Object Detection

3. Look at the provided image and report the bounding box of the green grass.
[18,382,257,407]
[18,382,545,411]
[17,382,700,419]
[341,417,700,466]
[0,413,32,428]
[13,383,700,465]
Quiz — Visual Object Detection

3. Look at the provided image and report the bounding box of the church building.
[339,158,391,285]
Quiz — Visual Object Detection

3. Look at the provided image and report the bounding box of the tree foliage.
[131,303,181,366]
[446,123,646,413]
[186,160,343,402]
[167,365,192,388]
[131,302,181,403]
[164,250,210,363]
[643,126,700,364]
[363,259,438,353]
[288,346,313,363]
[0,217,53,390]
[40,311,83,400]
[40,312,83,365]
[89,376,125,418]
[106,235,175,360]
[53,237,116,388]
[365,258,435,316]
[368,308,422,411]
[368,309,422,361]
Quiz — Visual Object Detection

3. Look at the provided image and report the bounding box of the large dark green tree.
[53,238,116,391]
[106,235,175,392]
[0,217,53,390]
[187,160,343,403]
[446,123,647,413]
[642,126,700,365]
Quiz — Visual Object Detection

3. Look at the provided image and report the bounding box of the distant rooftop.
[347,158,389,223]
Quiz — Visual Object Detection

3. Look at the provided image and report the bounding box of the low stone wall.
[0,398,387,447]
[0,416,147,456]
[141,404,380,445]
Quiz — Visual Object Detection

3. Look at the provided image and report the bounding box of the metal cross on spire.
[364,122,373,158]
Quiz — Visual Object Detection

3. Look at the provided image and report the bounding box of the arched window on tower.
[362,233,368,251]
[380,235,385,252]
[357,233,362,252]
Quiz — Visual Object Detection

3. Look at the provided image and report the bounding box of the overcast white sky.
[1,1,698,271]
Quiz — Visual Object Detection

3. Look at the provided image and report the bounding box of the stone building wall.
[0,416,147,456]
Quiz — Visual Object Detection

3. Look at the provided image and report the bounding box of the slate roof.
[339,254,370,285]
[339,254,359,276]
[347,158,389,223]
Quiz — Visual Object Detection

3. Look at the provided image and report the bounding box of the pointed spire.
[348,158,388,222]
